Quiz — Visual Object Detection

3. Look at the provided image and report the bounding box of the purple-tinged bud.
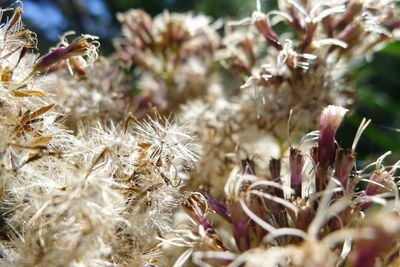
[238,37,256,64]
[301,22,317,50]
[316,105,347,192]
[290,148,304,197]
[269,158,281,181]
[288,6,303,34]
[257,182,289,230]
[140,13,153,36]
[203,190,231,223]
[64,36,96,56]
[230,57,252,76]
[118,10,153,36]
[252,11,282,50]
[334,2,363,32]
[34,47,67,72]
[360,170,394,210]
[334,148,355,189]
[336,23,363,50]
[269,158,283,198]
[318,105,348,169]
[161,19,190,49]
[227,200,250,251]
[34,36,98,72]
[249,197,268,243]
[125,10,153,43]
[182,193,213,232]
[182,193,226,251]
[365,170,393,196]
[322,15,334,37]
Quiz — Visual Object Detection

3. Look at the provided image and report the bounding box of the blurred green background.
[4,0,400,164]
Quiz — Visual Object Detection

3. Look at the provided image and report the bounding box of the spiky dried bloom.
[0,114,199,265]
[220,0,400,127]
[115,9,221,113]
[0,5,202,265]
[0,113,200,265]
[180,0,399,199]
[0,7,121,265]
[0,2,399,267]
[164,105,400,266]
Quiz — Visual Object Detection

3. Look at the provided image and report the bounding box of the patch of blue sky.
[85,0,111,23]
[23,0,68,41]
[83,0,117,38]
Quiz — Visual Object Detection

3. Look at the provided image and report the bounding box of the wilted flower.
[33,34,99,73]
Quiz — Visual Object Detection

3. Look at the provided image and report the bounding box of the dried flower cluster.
[178,0,400,193]
[115,9,220,114]
[163,105,400,267]
[0,1,399,266]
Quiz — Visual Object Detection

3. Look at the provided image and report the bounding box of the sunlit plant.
[0,1,399,266]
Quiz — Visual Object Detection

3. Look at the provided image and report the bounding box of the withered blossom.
[115,9,220,113]
[34,33,99,73]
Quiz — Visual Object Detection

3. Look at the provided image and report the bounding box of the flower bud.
[318,105,348,169]
[34,35,98,73]
[269,158,281,181]
[249,197,268,242]
[290,148,304,197]
[360,170,394,210]
[337,23,363,51]
[227,199,250,251]
[203,190,231,223]
[182,193,217,235]
[334,2,363,32]
[316,105,348,192]
[365,170,393,196]
[252,11,282,50]
[269,158,283,198]
[334,148,355,189]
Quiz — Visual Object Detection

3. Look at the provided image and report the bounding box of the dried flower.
[34,34,99,73]
[290,148,304,197]
[317,105,348,190]
[0,2,399,266]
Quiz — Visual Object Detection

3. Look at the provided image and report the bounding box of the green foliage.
[338,42,400,162]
